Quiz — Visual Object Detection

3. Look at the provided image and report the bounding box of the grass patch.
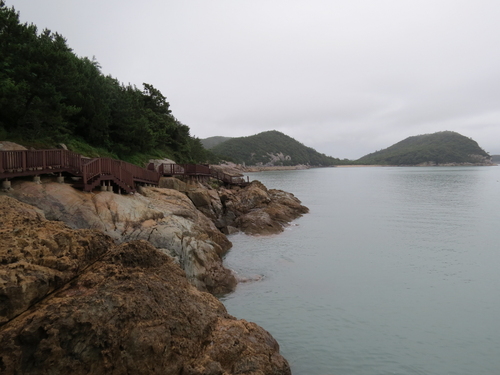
[65,138,118,159]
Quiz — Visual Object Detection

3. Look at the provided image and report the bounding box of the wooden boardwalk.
[0,149,249,193]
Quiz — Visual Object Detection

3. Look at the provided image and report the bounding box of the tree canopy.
[0,1,209,164]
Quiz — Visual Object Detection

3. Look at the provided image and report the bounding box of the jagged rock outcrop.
[0,200,291,374]
[6,180,235,295]
[5,173,309,292]
[187,181,309,236]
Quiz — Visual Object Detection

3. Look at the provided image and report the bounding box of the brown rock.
[0,240,291,375]
[209,181,309,235]
[186,188,213,208]
[158,176,187,192]
[0,196,114,326]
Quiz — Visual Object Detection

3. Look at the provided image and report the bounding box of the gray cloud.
[11,0,500,159]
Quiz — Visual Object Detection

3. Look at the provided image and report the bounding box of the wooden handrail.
[0,149,249,192]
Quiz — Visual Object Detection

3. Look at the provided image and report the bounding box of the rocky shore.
[0,171,308,374]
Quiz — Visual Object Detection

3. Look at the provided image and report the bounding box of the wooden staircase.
[1,149,250,193]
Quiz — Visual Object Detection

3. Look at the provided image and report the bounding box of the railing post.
[0,151,3,173]
[22,151,26,171]
[82,161,87,184]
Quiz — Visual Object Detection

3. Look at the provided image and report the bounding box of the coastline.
[243,163,497,171]
[0,172,305,374]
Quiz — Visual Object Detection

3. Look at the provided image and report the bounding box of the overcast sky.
[9,0,500,159]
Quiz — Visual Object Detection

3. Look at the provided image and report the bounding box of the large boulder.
[6,180,235,295]
[158,176,187,192]
[207,181,309,235]
[0,141,27,151]
[0,202,291,374]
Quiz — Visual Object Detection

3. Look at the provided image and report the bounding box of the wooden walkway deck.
[0,149,249,193]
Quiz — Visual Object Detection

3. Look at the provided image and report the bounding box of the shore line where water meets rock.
[0,172,307,374]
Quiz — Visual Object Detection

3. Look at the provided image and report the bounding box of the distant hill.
[491,155,500,163]
[210,130,342,166]
[357,131,491,165]
[200,136,233,149]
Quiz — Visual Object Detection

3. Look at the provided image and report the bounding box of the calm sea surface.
[220,166,500,375]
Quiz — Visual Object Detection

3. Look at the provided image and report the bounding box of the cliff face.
[7,180,235,295]
[7,178,309,292]
[0,196,291,375]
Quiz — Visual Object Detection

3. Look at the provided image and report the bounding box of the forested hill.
[356,131,491,165]
[201,136,233,149]
[209,130,344,166]
[0,2,208,164]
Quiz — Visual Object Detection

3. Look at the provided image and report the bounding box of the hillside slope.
[210,130,342,166]
[201,136,233,149]
[357,131,491,165]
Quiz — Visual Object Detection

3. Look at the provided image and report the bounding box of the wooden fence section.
[161,163,249,186]
[210,168,249,186]
[1,149,250,193]
[0,149,82,178]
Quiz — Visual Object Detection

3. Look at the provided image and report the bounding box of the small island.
[356,131,493,166]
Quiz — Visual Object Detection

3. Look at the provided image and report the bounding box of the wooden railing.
[1,149,250,192]
[210,169,249,185]
[0,149,81,177]
[124,162,161,184]
[182,164,211,175]
[161,163,249,186]
[159,163,184,175]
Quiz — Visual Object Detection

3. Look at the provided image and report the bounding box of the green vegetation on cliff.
[0,2,210,164]
[357,131,490,165]
[209,130,344,166]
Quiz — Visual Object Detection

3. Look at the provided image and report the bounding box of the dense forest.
[357,131,491,165]
[0,2,210,164]
[209,130,347,166]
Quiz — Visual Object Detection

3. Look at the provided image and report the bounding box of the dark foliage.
[0,2,209,164]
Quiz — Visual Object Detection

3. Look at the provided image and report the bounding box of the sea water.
[220,166,500,375]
